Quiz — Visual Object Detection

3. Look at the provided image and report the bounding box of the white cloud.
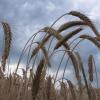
[89,6,100,20]
[4,63,25,76]
[72,0,100,20]
[47,68,72,80]
[0,0,100,84]
[46,1,56,11]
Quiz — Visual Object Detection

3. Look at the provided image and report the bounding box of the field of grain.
[0,11,100,100]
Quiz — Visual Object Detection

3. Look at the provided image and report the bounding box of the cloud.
[0,0,100,85]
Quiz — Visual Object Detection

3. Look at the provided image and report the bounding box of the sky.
[0,0,100,86]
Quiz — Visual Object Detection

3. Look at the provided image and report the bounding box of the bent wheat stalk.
[68,11,99,36]
[43,27,70,49]
[43,27,83,83]
[46,21,86,53]
[37,42,51,67]
[57,21,86,33]
[15,30,42,73]
[79,35,100,48]
[54,28,83,49]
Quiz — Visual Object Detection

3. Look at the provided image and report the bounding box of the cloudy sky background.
[0,0,100,86]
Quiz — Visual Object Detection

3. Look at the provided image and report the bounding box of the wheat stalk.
[57,21,86,33]
[79,35,100,48]
[75,52,91,100]
[67,79,76,100]
[31,58,45,100]
[46,76,52,100]
[1,22,12,71]
[43,27,82,82]
[54,28,83,49]
[43,27,70,49]
[88,55,93,82]
[37,42,51,67]
[68,11,99,36]
[60,82,68,100]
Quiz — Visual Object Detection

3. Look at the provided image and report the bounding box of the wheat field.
[0,11,100,100]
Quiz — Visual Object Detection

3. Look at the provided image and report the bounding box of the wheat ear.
[1,22,12,71]
[68,11,99,36]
